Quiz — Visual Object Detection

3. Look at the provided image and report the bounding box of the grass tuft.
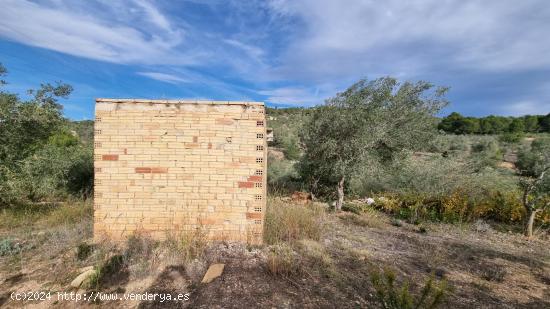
[264,198,325,244]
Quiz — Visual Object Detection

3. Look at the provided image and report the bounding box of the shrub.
[87,254,125,289]
[266,243,299,276]
[267,156,302,195]
[0,238,22,256]
[372,188,526,225]
[499,132,524,144]
[264,198,325,244]
[370,267,449,309]
[164,227,208,263]
[77,243,94,260]
[16,143,93,202]
[342,203,363,214]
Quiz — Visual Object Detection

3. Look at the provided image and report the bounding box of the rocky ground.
[1,203,549,308]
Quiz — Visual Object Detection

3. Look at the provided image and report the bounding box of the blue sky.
[0,0,549,120]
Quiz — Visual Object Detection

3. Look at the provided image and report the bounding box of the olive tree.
[300,77,448,210]
[517,138,550,237]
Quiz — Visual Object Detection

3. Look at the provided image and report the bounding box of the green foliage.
[300,77,447,199]
[371,189,527,225]
[282,135,301,160]
[370,267,449,309]
[0,62,6,86]
[499,132,524,144]
[267,155,302,194]
[517,138,550,235]
[69,120,94,144]
[14,143,93,202]
[88,254,125,289]
[0,238,22,256]
[48,131,80,147]
[342,203,363,214]
[0,64,91,206]
[517,138,550,177]
[77,243,94,260]
[439,112,550,135]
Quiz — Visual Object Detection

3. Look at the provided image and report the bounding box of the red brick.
[135,167,152,173]
[215,118,234,125]
[208,143,212,149]
[246,212,262,219]
[184,143,199,149]
[238,181,254,188]
[193,136,198,143]
[102,154,119,161]
[199,218,217,225]
[151,167,168,173]
[247,175,262,182]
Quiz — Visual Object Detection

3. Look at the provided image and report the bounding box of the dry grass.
[266,243,298,276]
[338,211,386,229]
[264,197,326,244]
[0,199,92,230]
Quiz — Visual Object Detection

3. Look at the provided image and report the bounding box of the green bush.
[0,238,22,256]
[370,267,449,309]
[267,156,302,195]
[342,203,363,214]
[372,188,526,225]
[14,143,93,202]
[499,132,524,144]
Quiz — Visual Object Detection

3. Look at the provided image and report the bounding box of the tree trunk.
[335,176,345,211]
[525,209,540,238]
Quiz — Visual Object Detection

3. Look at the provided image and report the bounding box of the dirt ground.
[1,207,549,308]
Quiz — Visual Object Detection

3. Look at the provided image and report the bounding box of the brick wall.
[93,99,266,244]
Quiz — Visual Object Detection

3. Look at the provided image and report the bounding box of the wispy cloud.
[266,0,550,77]
[137,72,188,84]
[0,0,190,64]
[1,0,549,116]
[258,85,337,106]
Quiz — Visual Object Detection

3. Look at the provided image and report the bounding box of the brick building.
[93,99,266,244]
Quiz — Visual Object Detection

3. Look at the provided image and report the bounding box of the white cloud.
[137,72,189,84]
[133,0,173,32]
[258,85,336,106]
[267,0,550,78]
[0,0,190,64]
[502,101,550,116]
[223,39,264,60]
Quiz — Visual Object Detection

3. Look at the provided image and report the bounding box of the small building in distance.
[266,127,274,144]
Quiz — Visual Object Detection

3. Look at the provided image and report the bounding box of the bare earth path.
[1,210,549,308]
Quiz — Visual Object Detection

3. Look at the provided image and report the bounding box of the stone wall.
[93,99,266,244]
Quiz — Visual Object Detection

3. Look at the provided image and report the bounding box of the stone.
[71,269,96,288]
[201,264,225,283]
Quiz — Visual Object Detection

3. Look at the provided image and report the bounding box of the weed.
[370,267,449,309]
[87,254,125,289]
[0,238,22,256]
[480,265,507,282]
[342,203,362,214]
[0,199,92,229]
[266,243,299,276]
[76,243,93,260]
[264,198,325,244]
[165,227,208,263]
